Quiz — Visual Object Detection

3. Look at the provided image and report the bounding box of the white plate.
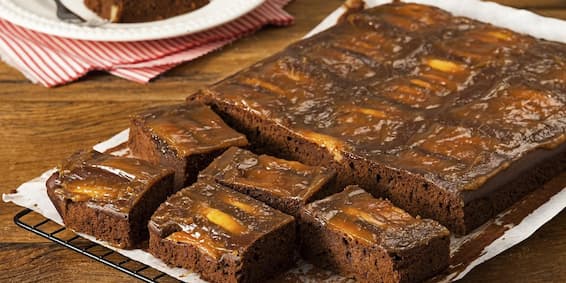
[0,0,265,41]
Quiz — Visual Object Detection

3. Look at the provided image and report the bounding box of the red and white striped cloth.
[0,0,293,87]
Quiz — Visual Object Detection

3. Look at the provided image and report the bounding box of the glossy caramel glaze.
[51,150,173,213]
[199,147,336,201]
[303,186,449,251]
[204,3,566,193]
[149,181,294,259]
[134,103,248,157]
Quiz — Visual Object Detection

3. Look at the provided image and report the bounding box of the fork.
[54,0,85,24]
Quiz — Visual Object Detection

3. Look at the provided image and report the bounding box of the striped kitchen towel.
[0,0,293,87]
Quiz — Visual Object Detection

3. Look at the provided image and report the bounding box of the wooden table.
[0,0,564,282]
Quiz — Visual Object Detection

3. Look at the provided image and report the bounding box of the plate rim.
[0,0,266,41]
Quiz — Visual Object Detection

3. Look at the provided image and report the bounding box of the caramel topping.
[381,81,438,108]
[395,150,463,175]
[451,86,564,131]
[332,32,394,62]
[410,79,433,89]
[65,182,123,202]
[223,196,259,215]
[109,5,120,22]
[150,181,294,259]
[485,30,514,41]
[342,207,387,228]
[202,206,247,235]
[348,106,389,119]
[309,46,376,79]
[139,104,248,157]
[328,214,376,244]
[205,2,566,193]
[241,77,288,98]
[376,3,450,31]
[54,150,171,212]
[200,147,335,201]
[424,58,467,73]
[411,125,501,164]
[437,25,532,66]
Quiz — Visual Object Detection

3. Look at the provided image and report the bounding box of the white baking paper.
[3,0,566,281]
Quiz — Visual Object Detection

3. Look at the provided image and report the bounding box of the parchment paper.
[4,0,566,281]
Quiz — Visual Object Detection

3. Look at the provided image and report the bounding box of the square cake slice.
[148,180,296,283]
[299,185,450,283]
[46,150,175,249]
[129,102,248,189]
[199,147,337,217]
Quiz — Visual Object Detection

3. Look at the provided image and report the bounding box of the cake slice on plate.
[84,0,210,23]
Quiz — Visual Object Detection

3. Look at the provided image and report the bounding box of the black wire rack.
[13,208,180,283]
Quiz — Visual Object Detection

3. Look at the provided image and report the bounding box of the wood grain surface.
[0,0,565,282]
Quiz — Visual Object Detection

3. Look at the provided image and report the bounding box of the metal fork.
[54,0,85,24]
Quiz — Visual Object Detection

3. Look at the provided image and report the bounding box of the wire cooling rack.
[13,208,179,282]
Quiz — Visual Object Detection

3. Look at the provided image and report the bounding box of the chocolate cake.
[299,185,450,283]
[46,150,175,249]
[192,2,566,234]
[84,0,209,23]
[199,147,337,217]
[129,103,248,189]
[148,180,296,283]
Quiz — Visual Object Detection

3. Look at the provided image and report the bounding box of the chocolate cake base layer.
[46,172,175,249]
[148,220,296,283]
[192,95,566,234]
[299,210,450,283]
[85,0,209,23]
